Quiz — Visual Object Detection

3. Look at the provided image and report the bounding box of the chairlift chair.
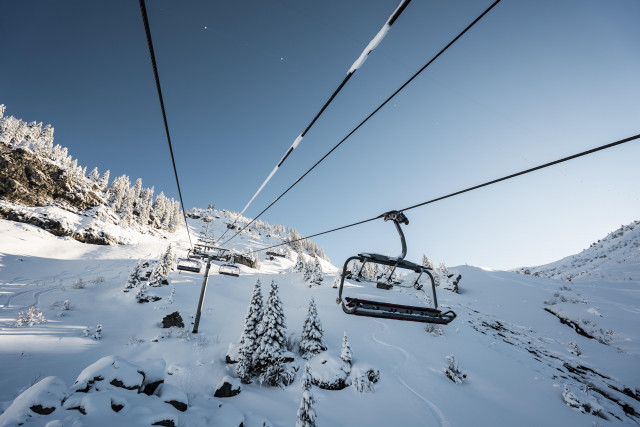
[177,258,202,273]
[219,264,240,277]
[336,211,456,324]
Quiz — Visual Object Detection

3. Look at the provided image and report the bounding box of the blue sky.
[2,0,639,270]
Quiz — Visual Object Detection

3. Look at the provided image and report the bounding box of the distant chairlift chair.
[336,211,456,324]
[177,258,202,273]
[218,261,240,277]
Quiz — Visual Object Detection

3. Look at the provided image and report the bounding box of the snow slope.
[515,220,640,282]
[1,211,638,426]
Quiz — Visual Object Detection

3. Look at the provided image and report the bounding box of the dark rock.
[111,402,124,412]
[110,378,140,391]
[214,378,241,398]
[67,406,87,415]
[152,420,176,427]
[162,312,184,328]
[142,380,164,396]
[30,404,56,415]
[167,400,188,412]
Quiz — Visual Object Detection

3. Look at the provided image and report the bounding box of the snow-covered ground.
[1,211,638,426]
[515,220,640,283]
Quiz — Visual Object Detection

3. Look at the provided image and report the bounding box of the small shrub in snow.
[93,324,102,340]
[15,307,46,327]
[332,273,341,289]
[340,332,352,365]
[425,324,443,336]
[562,385,604,417]
[296,363,317,427]
[568,341,581,356]
[73,278,86,289]
[351,367,379,393]
[128,335,145,345]
[444,355,466,385]
[83,327,90,337]
[299,297,327,359]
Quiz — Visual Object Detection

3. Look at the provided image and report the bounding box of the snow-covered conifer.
[99,170,110,191]
[139,186,154,226]
[119,187,135,226]
[237,279,264,383]
[93,324,102,340]
[131,178,143,209]
[107,175,130,211]
[254,280,288,386]
[294,251,306,273]
[124,261,142,291]
[159,244,174,276]
[299,297,327,359]
[443,355,466,384]
[153,192,167,228]
[340,332,352,365]
[296,363,317,427]
[88,167,100,183]
[310,257,323,285]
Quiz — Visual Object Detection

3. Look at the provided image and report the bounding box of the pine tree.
[299,297,327,359]
[340,332,352,365]
[237,279,264,383]
[296,363,317,427]
[294,251,306,273]
[422,254,434,270]
[159,244,174,276]
[443,355,466,384]
[124,261,142,291]
[107,175,130,211]
[88,167,100,183]
[254,280,288,386]
[139,186,154,227]
[303,259,312,282]
[99,170,110,191]
[119,187,135,226]
[310,257,323,285]
[153,192,167,228]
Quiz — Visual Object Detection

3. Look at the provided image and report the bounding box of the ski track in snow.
[1,286,56,309]
[371,320,450,427]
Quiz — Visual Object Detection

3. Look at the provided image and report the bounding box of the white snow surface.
[1,209,639,426]
[515,220,640,282]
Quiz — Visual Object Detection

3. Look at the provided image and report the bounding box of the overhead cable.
[250,132,640,253]
[221,0,502,247]
[139,0,193,248]
[239,0,412,216]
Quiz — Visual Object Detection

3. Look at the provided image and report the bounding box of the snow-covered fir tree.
[107,175,130,212]
[294,251,306,273]
[296,363,317,427]
[147,266,166,288]
[98,170,110,191]
[444,355,466,384]
[87,167,100,183]
[124,261,142,291]
[422,254,434,270]
[299,297,327,359]
[159,244,175,276]
[254,279,289,386]
[237,279,264,383]
[310,257,323,285]
[340,332,352,365]
[139,187,154,226]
